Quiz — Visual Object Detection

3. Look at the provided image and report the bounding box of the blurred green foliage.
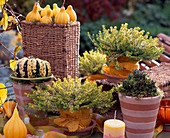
[80,1,170,54]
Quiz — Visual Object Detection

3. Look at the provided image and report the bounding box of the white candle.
[103,119,125,138]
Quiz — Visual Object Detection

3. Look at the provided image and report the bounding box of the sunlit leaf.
[9,60,17,71]
[0,83,7,106]
[13,45,21,59]
[0,0,5,6]
[2,10,8,30]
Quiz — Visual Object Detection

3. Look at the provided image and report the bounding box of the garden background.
[0,0,170,97]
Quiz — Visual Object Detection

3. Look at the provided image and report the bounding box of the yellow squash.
[55,7,70,24]
[52,3,60,17]
[26,2,41,22]
[40,9,52,23]
[3,108,27,138]
[41,5,52,17]
[66,5,77,22]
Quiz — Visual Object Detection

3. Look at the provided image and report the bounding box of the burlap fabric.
[21,21,80,79]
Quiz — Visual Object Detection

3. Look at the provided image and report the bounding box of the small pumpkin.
[26,2,41,22]
[3,100,16,118]
[40,9,52,23]
[55,7,70,24]
[3,108,27,138]
[66,5,77,22]
[14,57,51,78]
[0,134,2,138]
[41,5,52,17]
[52,3,60,17]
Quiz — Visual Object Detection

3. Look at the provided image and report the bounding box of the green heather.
[25,76,115,113]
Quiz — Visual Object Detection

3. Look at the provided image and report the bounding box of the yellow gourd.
[55,7,70,24]
[3,101,16,118]
[26,2,41,22]
[37,2,43,12]
[3,108,27,138]
[66,5,77,22]
[52,3,60,17]
[41,5,52,17]
[40,9,52,23]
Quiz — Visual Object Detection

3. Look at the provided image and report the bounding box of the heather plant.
[116,70,163,99]
[79,50,106,76]
[89,23,164,69]
[25,76,115,113]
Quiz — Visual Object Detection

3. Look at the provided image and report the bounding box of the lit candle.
[103,119,125,138]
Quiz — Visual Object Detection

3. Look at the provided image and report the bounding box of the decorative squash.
[41,5,52,17]
[66,5,77,22]
[0,134,2,138]
[3,108,27,138]
[2,101,16,118]
[37,2,43,12]
[52,3,60,17]
[14,57,51,78]
[26,2,41,22]
[40,9,52,23]
[55,7,70,24]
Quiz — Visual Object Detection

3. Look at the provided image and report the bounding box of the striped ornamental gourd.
[55,7,70,24]
[14,57,51,78]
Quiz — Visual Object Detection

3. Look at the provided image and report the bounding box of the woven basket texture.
[21,20,80,79]
[144,63,170,99]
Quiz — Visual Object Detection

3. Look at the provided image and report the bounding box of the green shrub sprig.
[89,23,164,69]
[25,76,115,113]
[79,50,106,76]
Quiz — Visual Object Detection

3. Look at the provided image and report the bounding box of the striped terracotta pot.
[12,81,52,119]
[118,93,161,138]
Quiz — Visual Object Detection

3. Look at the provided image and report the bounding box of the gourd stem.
[62,0,65,7]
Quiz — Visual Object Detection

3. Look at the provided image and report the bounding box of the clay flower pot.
[10,75,53,120]
[118,93,161,138]
[104,72,127,84]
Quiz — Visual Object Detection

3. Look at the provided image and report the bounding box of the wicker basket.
[21,20,80,79]
[144,63,170,99]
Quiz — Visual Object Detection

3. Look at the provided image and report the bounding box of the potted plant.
[10,57,53,123]
[116,70,163,138]
[25,76,115,136]
[89,23,164,83]
[79,50,106,81]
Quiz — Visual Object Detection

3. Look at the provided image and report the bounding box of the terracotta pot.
[11,77,52,121]
[118,93,161,138]
[104,72,127,84]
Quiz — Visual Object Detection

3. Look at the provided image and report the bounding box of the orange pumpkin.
[52,3,60,17]
[55,7,70,24]
[3,108,27,138]
[26,2,41,22]
[41,5,52,17]
[40,9,52,23]
[66,5,77,22]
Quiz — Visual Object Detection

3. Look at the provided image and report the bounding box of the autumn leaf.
[0,0,6,6]
[0,83,7,106]
[9,60,17,71]
[2,10,8,30]
[13,45,21,59]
